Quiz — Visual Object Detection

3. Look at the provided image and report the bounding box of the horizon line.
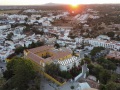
[1,3,120,6]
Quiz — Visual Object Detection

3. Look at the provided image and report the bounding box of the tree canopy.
[54,43,60,49]
[6,32,13,40]
[3,57,37,90]
[99,70,111,84]
[90,47,105,56]
[107,32,115,38]
[97,57,117,71]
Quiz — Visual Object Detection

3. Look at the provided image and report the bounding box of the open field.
[0,10,20,14]
[52,16,74,27]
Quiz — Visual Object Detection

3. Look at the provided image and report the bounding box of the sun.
[71,3,79,8]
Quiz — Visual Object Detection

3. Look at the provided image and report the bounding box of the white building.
[42,21,51,26]
[96,35,110,40]
[25,46,81,71]
[75,37,84,44]
[0,48,14,62]
[57,56,80,71]
[0,24,11,30]
[23,9,38,13]
[8,14,28,20]
[31,15,41,20]
[75,36,120,51]
[87,38,120,51]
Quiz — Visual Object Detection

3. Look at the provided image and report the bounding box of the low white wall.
[74,72,83,81]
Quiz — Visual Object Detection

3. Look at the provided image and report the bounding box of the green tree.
[3,70,14,80]
[106,82,117,90]
[45,63,60,76]
[36,17,40,20]
[87,64,94,70]
[80,59,84,66]
[97,58,117,71]
[23,26,30,32]
[6,32,13,40]
[99,84,107,90]
[89,64,103,79]
[84,58,91,64]
[110,74,117,82]
[30,42,36,48]
[3,57,36,90]
[33,29,44,35]
[107,32,115,38]
[90,47,105,56]
[15,46,25,54]
[81,40,85,49]
[99,70,111,84]
[12,58,35,90]
[36,41,44,47]
[54,43,60,49]
[24,17,28,22]
[71,86,74,90]
[60,71,72,79]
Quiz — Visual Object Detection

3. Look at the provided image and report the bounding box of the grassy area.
[0,10,20,14]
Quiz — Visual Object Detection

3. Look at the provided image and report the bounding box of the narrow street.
[116,66,120,74]
[0,61,6,78]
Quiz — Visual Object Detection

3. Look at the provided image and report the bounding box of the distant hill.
[41,3,67,6]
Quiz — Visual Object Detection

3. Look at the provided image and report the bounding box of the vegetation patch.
[45,63,82,83]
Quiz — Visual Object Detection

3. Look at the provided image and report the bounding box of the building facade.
[24,45,81,71]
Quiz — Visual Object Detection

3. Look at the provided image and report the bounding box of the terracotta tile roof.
[26,46,72,64]
[51,51,71,60]
[106,51,120,60]
[106,55,114,58]
[49,48,72,60]
[28,45,53,53]
[27,52,44,64]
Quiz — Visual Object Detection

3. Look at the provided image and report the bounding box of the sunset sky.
[2,0,120,5]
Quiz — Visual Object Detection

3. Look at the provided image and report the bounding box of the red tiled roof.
[28,45,53,53]
[26,46,72,64]
[27,52,44,64]
[106,51,120,60]
[51,51,71,60]
[49,48,72,60]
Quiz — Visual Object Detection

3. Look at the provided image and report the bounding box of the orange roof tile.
[27,52,44,64]
[28,45,53,53]
[26,46,72,64]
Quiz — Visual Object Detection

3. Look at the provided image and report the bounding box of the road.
[59,81,79,90]
[40,76,80,90]
[40,75,56,90]
[116,66,120,74]
[82,64,88,74]
[80,51,85,59]
[75,64,88,82]
[0,61,7,78]
[80,50,91,59]
[0,61,6,69]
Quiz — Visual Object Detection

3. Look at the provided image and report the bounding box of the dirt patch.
[0,10,20,14]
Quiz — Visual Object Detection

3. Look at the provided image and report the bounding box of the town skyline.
[2,0,120,5]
